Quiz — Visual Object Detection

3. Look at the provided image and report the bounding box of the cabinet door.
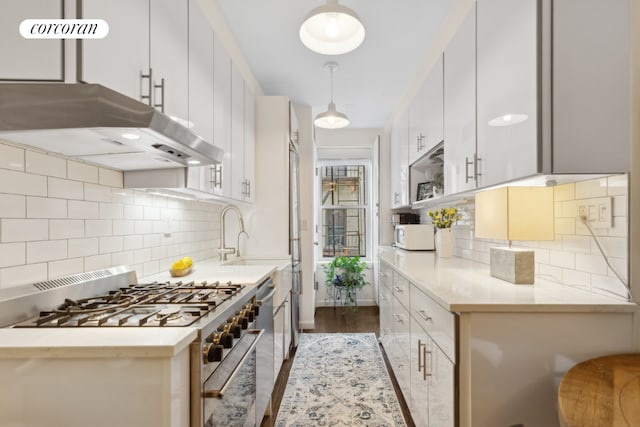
[0,0,63,81]
[428,342,455,427]
[389,123,402,208]
[391,295,411,401]
[81,0,149,99]
[408,87,427,165]
[150,0,188,120]
[379,274,393,348]
[244,85,256,202]
[230,64,245,201]
[410,316,430,427]
[213,34,232,198]
[444,5,476,195]
[476,0,537,188]
[423,54,444,153]
[188,0,214,144]
[273,300,285,383]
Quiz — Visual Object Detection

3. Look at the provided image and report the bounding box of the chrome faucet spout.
[218,204,248,261]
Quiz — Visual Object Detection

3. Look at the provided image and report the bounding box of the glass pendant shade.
[299,0,365,55]
[315,102,350,129]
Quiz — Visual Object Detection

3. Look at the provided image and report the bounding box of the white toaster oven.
[394,224,435,250]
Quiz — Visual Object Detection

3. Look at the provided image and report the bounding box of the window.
[320,164,369,258]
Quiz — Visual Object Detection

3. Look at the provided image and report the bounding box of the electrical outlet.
[577,197,612,229]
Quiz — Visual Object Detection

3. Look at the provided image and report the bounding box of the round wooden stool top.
[558,353,640,427]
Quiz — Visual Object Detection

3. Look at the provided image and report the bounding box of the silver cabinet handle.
[140,68,153,106]
[154,77,165,113]
[416,309,432,322]
[474,153,482,180]
[392,314,404,324]
[465,156,474,183]
[393,285,404,294]
[418,339,426,375]
[394,192,400,204]
[423,342,432,380]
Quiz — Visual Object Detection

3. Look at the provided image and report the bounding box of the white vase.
[435,228,453,258]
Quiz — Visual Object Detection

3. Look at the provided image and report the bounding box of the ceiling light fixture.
[299,0,365,55]
[315,62,349,129]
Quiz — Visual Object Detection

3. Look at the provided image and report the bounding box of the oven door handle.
[258,287,276,306]
[202,329,264,399]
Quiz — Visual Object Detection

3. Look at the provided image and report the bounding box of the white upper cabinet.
[149,0,189,121]
[476,0,538,188]
[188,0,214,144]
[408,54,444,166]
[444,4,476,195]
[390,111,409,209]
[243,85,256,203]
[230,64,246,201]
[81,0,149,99]
[213,34,232,198]
[552,0,630,173]
[0,0,64,81]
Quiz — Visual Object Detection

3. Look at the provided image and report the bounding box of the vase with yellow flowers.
[427,207,460,258]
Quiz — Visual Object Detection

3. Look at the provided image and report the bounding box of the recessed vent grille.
[33,269,115,291]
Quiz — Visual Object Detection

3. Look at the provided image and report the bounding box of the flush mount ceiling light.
[488,113,529,127]
[315,62,349,129]
[299,0,365,55]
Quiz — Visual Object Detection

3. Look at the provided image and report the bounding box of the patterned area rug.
[275,333,407,427]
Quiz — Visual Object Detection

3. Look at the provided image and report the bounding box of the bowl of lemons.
[170,256,193,277]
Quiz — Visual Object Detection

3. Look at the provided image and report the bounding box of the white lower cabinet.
[390,293,411,400]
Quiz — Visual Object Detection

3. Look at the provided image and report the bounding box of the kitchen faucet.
[218,204,249,261]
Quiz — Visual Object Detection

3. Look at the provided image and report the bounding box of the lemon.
[181,256,193,268]
[172,260,186,270]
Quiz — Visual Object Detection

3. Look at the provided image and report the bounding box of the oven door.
[202,329,264,427]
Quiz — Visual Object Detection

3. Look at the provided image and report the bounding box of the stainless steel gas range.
[0,266,275,427]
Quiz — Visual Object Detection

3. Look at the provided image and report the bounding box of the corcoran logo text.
[20,19,109,39]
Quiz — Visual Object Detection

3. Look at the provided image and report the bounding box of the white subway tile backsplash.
[609,216,628,238]
[85,220,112,237]
[0,194,26,218]
[123,235,144,251]
[0,169,47,196]
[0,143,25,171]
[547,250,575,269]
[575,253,608,275]
[27,240,67,263]
[84,183,112,202]
[99,236,124,254]
[134,220,153,235]
[49,220,84,240]
[594,236,627,259]
[48,177,83,200]
[561,269,591,287]
[143,206,161,220]
[99,203,124,220]
[561,235,591,254]
[67,161,99,184]
[111,251,134,267]
[554,218,575,235]
[0,243,25,268]
[68,238,99,258]
[84,254,111,272]
[608,258,628,283]
[1,219,48,242]
[112,190,135,205]
[26,151,66,178]
[48,258,84,280]
[612,195,627,217]
[607,174,628,196]
[539,264,563,283]
[134,248,152,264]
[0,263,47,288]
[27,197,67,219]
[98,168,123,188]
[142,260,161,277]
[554,183,575,202]
[124,205,144,220]
[68,200,99,219]
[144,234,161,248]
[113,220,134,236]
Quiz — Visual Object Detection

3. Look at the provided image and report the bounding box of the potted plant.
[427,207,461,258]
[323,256,369,309]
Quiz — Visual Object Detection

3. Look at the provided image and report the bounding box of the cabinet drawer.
[392,274,411,310]
[379,262,393,291]
[411,286,456,362]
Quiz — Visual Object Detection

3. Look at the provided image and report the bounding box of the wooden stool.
[558,353,640,427]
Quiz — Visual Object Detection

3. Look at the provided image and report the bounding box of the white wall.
[0,140,223,288]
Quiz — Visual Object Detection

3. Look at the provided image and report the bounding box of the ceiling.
[215,0,456,129]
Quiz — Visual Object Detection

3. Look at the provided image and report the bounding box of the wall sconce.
[475,186,554,284]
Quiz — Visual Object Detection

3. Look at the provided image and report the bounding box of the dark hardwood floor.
[260,306,415,427]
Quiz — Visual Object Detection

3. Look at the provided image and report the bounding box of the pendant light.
[315,62,349,129]
[299,0,365,55]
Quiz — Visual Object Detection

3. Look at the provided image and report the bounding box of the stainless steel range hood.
[0,83,224,170]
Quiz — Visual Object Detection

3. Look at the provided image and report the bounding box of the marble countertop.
[0,258,289,358]
[379,247,637,313]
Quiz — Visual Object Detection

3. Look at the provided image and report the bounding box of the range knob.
[242,306,255,322]
[238,310,250,329]
[230,317,242,338]
[220,325,233,348]
[202,335,223,363]
[246,303,259,317]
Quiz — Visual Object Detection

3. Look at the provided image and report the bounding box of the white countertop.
[0,258,289,358]
[379,247,637,313]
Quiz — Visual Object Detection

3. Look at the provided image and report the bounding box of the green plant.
[427,207,461,229]
[323,256,369,308]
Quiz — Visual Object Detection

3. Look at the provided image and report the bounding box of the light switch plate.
[577,197,612,229]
